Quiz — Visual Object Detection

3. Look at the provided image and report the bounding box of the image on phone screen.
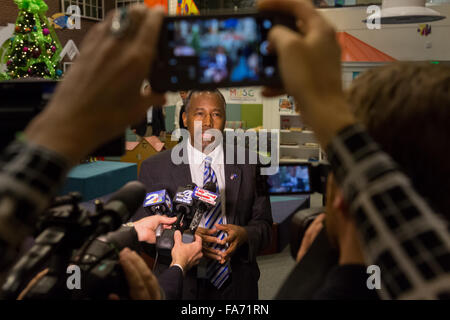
[151,13,295,91]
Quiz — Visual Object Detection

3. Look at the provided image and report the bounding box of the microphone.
[156,184,197,258]
[172,183,196,231]
[95,181,147,236]
[143,189,173,237]
[189,182,220,235]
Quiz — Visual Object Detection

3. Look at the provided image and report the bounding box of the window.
[61,0,104,21]
[116,0,144,8]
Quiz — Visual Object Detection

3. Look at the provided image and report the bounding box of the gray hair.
[184,89,226,113]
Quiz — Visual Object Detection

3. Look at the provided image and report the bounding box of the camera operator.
[258,0,449,299]
[16,215,202,300]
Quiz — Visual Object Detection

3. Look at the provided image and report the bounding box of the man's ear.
[182,112,187,128]
[332,187,350,219]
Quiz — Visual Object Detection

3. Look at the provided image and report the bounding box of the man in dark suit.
[133,89,273,299]
[147,105,166,137]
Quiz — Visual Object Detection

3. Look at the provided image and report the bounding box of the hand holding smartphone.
[150,11,297,92]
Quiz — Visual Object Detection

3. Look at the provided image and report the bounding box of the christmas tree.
[1,0,63,80]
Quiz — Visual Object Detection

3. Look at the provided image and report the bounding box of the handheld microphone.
[172,184,196,231]
[143,189,173,237]
[189,182,219,233]
[156,184,196,258]
[96,181,147,236]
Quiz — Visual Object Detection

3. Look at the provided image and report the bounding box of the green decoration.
[1,0,63,79]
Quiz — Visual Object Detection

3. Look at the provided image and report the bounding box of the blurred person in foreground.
[290,62,450,299]
[0,5,201,299]
[257,0,450,299]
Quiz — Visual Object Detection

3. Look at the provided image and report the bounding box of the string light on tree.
[1,0,63,80]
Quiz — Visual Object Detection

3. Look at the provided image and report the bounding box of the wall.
[321,4,450,61]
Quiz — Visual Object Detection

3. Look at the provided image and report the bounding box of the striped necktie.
[203,156,230,289]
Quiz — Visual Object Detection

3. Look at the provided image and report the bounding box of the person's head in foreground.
[325,62,450,266]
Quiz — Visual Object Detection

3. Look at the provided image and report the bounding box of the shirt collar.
[187,138,223,167]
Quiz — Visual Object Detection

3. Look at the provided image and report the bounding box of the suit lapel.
[168,149,191,190]
[224,144,242,225]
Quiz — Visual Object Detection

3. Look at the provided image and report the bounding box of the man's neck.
[338,223,366,265]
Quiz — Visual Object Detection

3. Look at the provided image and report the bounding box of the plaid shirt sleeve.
[326,124,450,300]
[0,140,70,271]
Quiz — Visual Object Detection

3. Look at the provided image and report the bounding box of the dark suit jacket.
[150,106,166,137]
[133,144,273,299]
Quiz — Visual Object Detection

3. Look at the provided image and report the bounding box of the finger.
[222,243,237,262]
[204,251,222,261]
[157,216,177,225]
[194,234,203,246]
[196,227,208,235]
[174,230,182,244]
[108,293,120,300]
[127,250,161,300]
[258,0,319,32]
[202,235,225,245]
[207,228,219,235]
[203,247,224,260]
[261,87,286,97]
[119,249,148,299]
[268,25,304,55]
[131,5,165,68]
[316,213,326,223]
[214,224,229,231]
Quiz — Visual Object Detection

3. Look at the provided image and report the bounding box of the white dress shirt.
[173,100,183,139]
[146,106,153,124]
[186,140,227,227]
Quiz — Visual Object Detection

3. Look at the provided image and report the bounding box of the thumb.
[174,230,182,244]
[158,215,177,225]
[194,234,202,245]
[268,25,304,53]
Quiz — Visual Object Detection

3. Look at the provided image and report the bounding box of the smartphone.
[150,12,297,92]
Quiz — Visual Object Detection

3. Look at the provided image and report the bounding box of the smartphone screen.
[150,12,296,91]
[267,164,311,195]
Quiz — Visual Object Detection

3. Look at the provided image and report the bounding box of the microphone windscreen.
[105,181,146,222]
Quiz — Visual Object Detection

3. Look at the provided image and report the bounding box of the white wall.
[321,4,450,60]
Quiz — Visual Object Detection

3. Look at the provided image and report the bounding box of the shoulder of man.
[140,149,174,172]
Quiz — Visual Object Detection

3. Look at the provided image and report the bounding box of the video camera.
[266,161,330,260]
[0,181,146,300]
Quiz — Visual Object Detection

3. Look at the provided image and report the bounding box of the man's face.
[183,92,226,151]
[179,91,188,101]
[280,100,291,109]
